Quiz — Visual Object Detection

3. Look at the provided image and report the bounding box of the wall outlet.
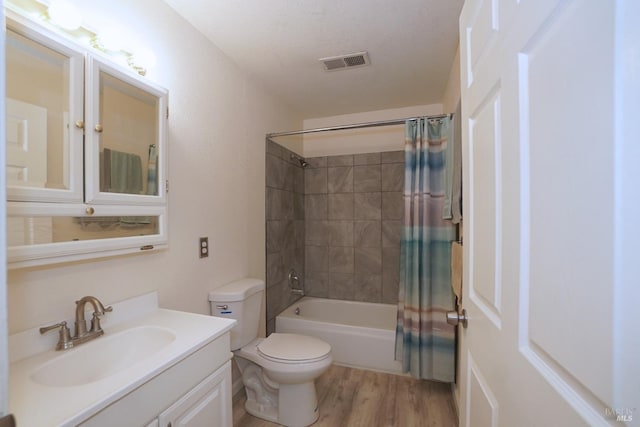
[199,237,209,258]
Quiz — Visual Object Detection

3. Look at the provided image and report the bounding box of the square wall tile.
[328,166,354,193]
[280,220,296,250]
[266,187,283,220]
[354,152,381,165]
[381,163,404,192]
[266,252,284,286]
[355,247,382,274]
[354,165,381,192]
[328,193,354,220]
[294,193,304,220]
[329,221,354,246]
[354,192,381,220]
[381,150,405,164]
[305,245,328,272]
[305,220,329,246]
[305,194,328,220]
[354,220,381,247]
[306,157,327,168]
[283,162,297,192]
[305,168,327,194]
[382,246,400,304]
[295,220,305,248]
[329,273,355,299]
[328,155,354,166]
[305,271,329,298]
[329,247,354,273]
[266,220,285,254]
[293,165,305,194]
[355,274,382,303]
[382,275,399,304]
[266,154,285,189]
[382,220,402,247]
[382,192,404,220]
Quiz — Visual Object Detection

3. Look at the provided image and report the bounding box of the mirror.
[98,71,160,196]
[7,214,160,246]
[5,28,71,191]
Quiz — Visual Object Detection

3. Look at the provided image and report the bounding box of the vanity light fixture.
[47,0,82,30]
[13,0,153,76]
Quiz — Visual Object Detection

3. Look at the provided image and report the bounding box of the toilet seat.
[257,333,331,364]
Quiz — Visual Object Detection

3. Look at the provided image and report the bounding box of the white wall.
[7,0,302,334]
[441,46,461,114]
[301,104,442,157]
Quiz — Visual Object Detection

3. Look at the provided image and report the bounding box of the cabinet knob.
[75,120,84,129]
[86,207,95,215]
[94,124,103,133]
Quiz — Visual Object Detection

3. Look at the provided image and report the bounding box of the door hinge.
[166,107,169,119]
[166,179,169,193]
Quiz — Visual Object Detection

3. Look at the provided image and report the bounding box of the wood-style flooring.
[232,365,458,427]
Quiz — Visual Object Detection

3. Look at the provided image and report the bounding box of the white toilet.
[209,278,332,427]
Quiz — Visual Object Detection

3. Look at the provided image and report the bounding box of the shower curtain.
[395,117,456,381]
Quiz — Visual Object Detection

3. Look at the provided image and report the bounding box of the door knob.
[446,309,468,328]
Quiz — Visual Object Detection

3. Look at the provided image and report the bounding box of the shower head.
[290,153,309,168]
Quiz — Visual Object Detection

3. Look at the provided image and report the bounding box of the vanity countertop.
[8,292,236,427]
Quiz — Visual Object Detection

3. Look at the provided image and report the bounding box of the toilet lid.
[258,333,331,362]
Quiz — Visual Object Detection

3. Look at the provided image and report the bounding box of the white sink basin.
[30,325,176,387]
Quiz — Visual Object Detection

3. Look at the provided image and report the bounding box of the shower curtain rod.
[266,113,454,138]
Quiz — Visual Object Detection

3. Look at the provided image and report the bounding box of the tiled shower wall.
[265,142,405,334]
[265,140,305,334]
[303,151,404,304]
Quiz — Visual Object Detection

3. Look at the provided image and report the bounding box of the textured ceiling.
[164,0,464,118]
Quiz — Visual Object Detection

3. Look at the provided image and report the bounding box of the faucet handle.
[90,305,112,332]
[39,321,67,335]
[39,321,73,351]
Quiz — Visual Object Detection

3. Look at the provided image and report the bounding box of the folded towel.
[451,101,463,224]
[102,149,143,194]
[451,241,463,307]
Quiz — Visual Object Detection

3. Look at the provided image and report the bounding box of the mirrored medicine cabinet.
[5,10,169,268]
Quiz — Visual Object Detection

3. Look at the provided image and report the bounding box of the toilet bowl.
[209,279,332,427]
[235,334,332,426]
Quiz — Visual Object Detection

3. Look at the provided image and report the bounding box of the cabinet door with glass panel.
[6,14,84,203]
[84,55,168,206]
[5,11,168,268]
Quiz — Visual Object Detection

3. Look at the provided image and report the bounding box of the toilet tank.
[209,278,264,350]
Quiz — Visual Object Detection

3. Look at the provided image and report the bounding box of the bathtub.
[275,297,404,375]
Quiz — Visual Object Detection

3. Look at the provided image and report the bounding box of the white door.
[5,98,47,188]
[459,0,639,426]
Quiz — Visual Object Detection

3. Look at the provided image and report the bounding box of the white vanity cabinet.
[5,10,169,268]
[156,362,232,427]
[78,330,233,427]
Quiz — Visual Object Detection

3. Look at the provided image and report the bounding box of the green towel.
[106,149,143,194]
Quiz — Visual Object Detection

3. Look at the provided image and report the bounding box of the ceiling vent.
[319,51,370,71]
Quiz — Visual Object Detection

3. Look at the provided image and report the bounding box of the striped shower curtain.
[394,117,456,381]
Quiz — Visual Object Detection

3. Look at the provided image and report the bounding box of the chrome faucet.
[40,296,113,351]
